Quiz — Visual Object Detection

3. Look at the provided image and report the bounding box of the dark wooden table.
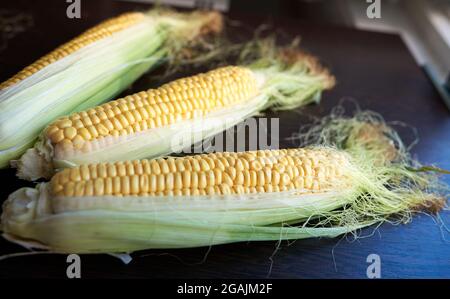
[0,0,449,278]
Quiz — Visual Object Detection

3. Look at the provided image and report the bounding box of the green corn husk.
[0,110,446,254]
[15,39,335,181]
[0,9,223,168]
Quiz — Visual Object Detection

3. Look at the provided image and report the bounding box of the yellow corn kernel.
[49,148,349,197]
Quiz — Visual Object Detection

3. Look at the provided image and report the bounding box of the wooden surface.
[0,0,449,278]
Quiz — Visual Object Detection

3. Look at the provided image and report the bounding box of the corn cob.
[0,9,223,168]
[45,66,258,154]
[1,113,445,254]
[2,147,354,253]
[49,148,349,199]
[16,50,335,180]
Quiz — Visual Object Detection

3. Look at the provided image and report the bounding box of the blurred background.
[1,0,448,106]
[124,0,450,104]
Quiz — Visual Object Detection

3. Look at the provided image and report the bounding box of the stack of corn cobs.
[0,8,446,255]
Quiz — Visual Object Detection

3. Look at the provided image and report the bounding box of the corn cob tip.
[346,122,398,165]
[0,185,51,250]
[1,187,37,226]
[294,108,406,166]
[279,48,336,90]
[12,148,54,181]
[412,195,447,214]
[158,9,223,36]
[240,38,335,92]
[197,11,223,36]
